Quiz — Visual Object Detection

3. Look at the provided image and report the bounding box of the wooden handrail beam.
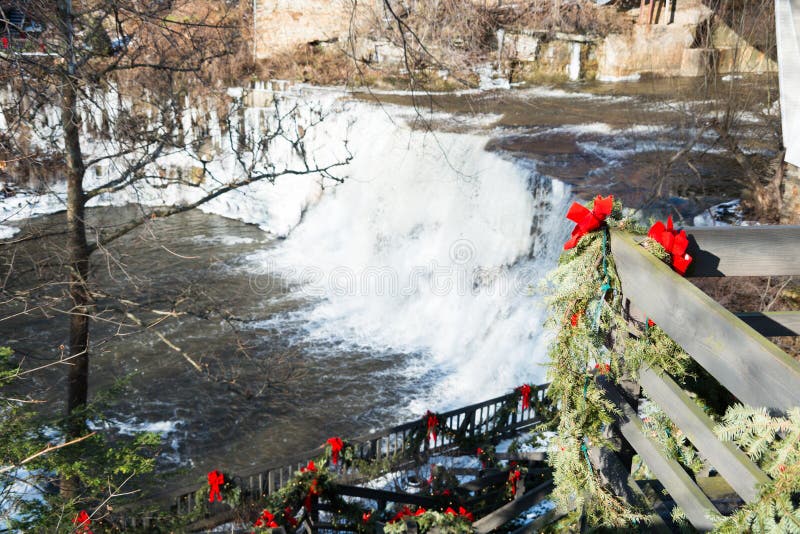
[597,377,719,531]
[586,446,672,533]
[611,230,800,412]
[638,365,769,502]
[735,312,800,337]
[472,479,553,534]
[685,226,800,277]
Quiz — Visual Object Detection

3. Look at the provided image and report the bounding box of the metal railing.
[115,385,550,528]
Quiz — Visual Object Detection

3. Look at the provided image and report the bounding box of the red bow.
[362,511,372,523]
[284,506,298,527]
[300,459,317,473]
[327,437,344,465]
[207,470,224,502]
[516,384,532,410]
[477,447,486,467]
[424,411,439,444]
[72,510,93,534]
[647,216,693,275]
[446,506,474,521]
[254,509,279,529]
[508,469,522,496]
[594,363,611,375]
[390,505,414,523]
[563,195,614,250]
[304,478,321,511]
[458,506,474,522]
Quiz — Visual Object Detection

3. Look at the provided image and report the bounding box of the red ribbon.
[458,506,474,522]
[254,509,279,528]
[300,459,317,473]
[390,505,415,523]
[508,469,522,496]
[647,216,693,275]
[284,506,298,527]
[72,510,93,534]
[477,447,486,467]
[207,470,224,503]
[594,363,611,375]
[563,195,614,250]
[516,384,532,410]
[445,506,474,522]
[304,478,321,512]
[424,411,438,444]
[327,436,344,465]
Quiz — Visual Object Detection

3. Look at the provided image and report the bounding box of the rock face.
[254,0,497,59]
[598,23,695,79]
[597,0,709,80]
[254,0,777,81]
[254,0,353,58]
[783,165,800,224]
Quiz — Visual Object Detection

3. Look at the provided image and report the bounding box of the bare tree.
[0,0,350,506]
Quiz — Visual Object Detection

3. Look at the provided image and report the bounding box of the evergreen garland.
[544,195,800,532]
[713,407,800,533]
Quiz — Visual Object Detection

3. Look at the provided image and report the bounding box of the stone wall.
[254,0,357,58]
[254,0,777,82]
[782,164,800,224]
[254,0,500,59]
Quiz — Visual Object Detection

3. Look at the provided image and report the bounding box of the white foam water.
[247,103,573,411]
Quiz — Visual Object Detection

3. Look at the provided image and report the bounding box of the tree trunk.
[58,0,90,499]
[64,80,89,434]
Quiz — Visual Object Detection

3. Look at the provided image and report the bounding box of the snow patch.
[0,225,19,239]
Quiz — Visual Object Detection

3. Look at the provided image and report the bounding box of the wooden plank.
[472,479,553,534]
[597,377,719,531]
[586,446,671,533]
[638,365,769,502]
[684,226,800,277]
[736,312,800,337]
[611,230,800,412]
[509,508,564,534]
[460,470,509,492]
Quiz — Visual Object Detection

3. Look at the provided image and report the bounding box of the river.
[0,77,774,489]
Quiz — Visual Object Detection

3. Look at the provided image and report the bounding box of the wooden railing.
[115,386,549,528]
[596,226,800,531]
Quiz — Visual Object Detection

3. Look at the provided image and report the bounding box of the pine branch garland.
[544,196,799,532]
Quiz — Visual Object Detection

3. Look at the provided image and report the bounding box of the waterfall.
[0,86,574,411]
[568,42,582,81]
[247,102,573,411]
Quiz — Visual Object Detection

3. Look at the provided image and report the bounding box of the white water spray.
[250,104,573,411]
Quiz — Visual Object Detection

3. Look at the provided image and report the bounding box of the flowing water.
[0,79,774,489]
